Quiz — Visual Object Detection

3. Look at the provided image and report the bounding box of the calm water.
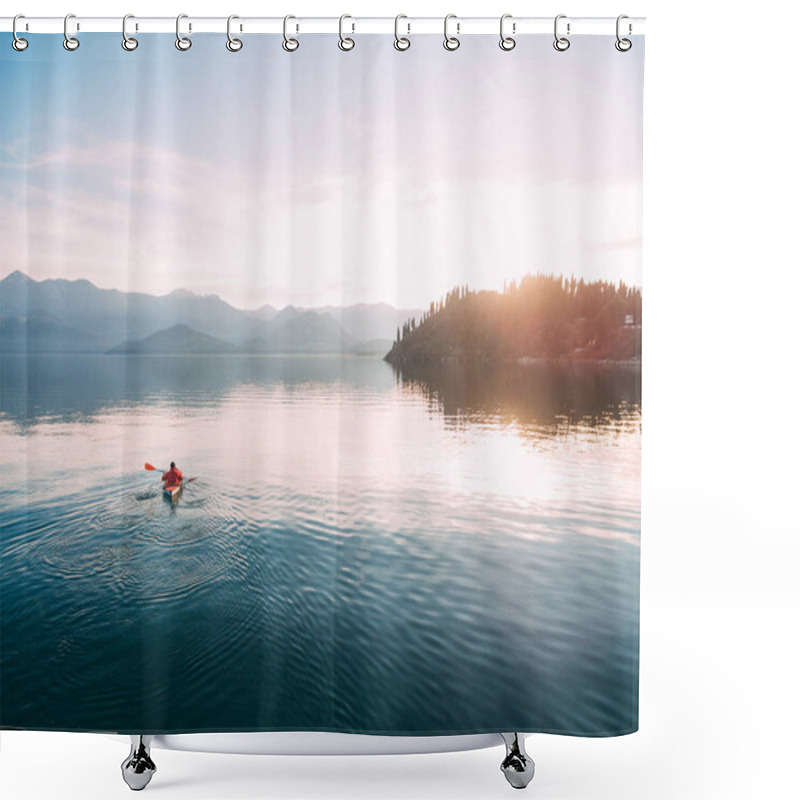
[0,355,640,735]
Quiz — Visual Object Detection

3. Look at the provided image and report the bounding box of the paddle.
[144,463,197,483]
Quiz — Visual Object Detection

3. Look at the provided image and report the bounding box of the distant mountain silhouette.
[244,303,279,322]
[0,271,422,355]
[107,324,237,355]
[248,311,355,354]
[260,304,303,331]
[108,315,356,356]
[309,303,422,343]
[0,270,260,350]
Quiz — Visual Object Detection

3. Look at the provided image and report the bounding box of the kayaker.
[161,462,183,488]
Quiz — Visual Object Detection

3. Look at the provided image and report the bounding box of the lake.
[0,354,640,736]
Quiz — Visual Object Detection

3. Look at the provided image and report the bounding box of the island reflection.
[391,360,641,434]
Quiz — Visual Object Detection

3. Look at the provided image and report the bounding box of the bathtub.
[110,731,535,790]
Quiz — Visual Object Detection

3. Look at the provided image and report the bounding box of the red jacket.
[162,467,183,486]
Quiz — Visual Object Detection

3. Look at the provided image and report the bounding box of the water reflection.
[1,355,640,437]
[392,360,641,432]
[0,353,640,735]
[0,354,397,428]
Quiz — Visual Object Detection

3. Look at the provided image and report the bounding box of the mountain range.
[0,271,420,356]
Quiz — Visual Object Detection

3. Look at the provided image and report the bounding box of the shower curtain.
[0,28,643,739]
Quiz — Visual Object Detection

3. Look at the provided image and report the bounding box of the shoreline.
[384,354,642,368]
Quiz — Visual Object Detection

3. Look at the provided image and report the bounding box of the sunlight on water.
[1,355,639,735]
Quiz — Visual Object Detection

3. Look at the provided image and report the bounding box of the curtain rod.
[1,16,645,36]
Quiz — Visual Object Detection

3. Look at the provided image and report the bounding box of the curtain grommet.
[553,15,570,51]
[338,15,355,51]
[63,13,80,51]
[394,15,410,51]
[226,15,243,52]
[499,14,516,51]
[12,15,29,51]
[443,14,460,51]
[175,14,192,51]
[122,14,138,51]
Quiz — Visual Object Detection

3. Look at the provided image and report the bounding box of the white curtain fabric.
[0,31,644,739]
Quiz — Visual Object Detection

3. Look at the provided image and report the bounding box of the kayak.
[163,481,184,501]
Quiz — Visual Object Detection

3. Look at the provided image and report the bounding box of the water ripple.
[1,357,639,735]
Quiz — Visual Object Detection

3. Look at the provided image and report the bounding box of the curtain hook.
[176,14,192,50]
[553,14,570,52]
[443,14,460,51]
[615,15,632,51]
[12,15,29,51]
[227,15,243,51]
[63,13,80,51]
[394,15,410,51]
[122,14,138,51]
[499,14,516,51]
[338,14,355,51]
[283,15,299,51]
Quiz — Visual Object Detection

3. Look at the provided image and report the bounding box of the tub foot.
[500,733,535,789]
[121,735,156,791]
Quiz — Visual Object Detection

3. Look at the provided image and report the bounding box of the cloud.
[1,132,642,308]
[1,31,643,309]
[589,237,644,254]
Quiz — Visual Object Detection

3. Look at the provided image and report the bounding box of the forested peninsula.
[384,274,641,366]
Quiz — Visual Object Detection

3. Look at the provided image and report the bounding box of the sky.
[0,32,643,310]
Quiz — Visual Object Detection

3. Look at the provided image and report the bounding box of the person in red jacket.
[162,462,183,488]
